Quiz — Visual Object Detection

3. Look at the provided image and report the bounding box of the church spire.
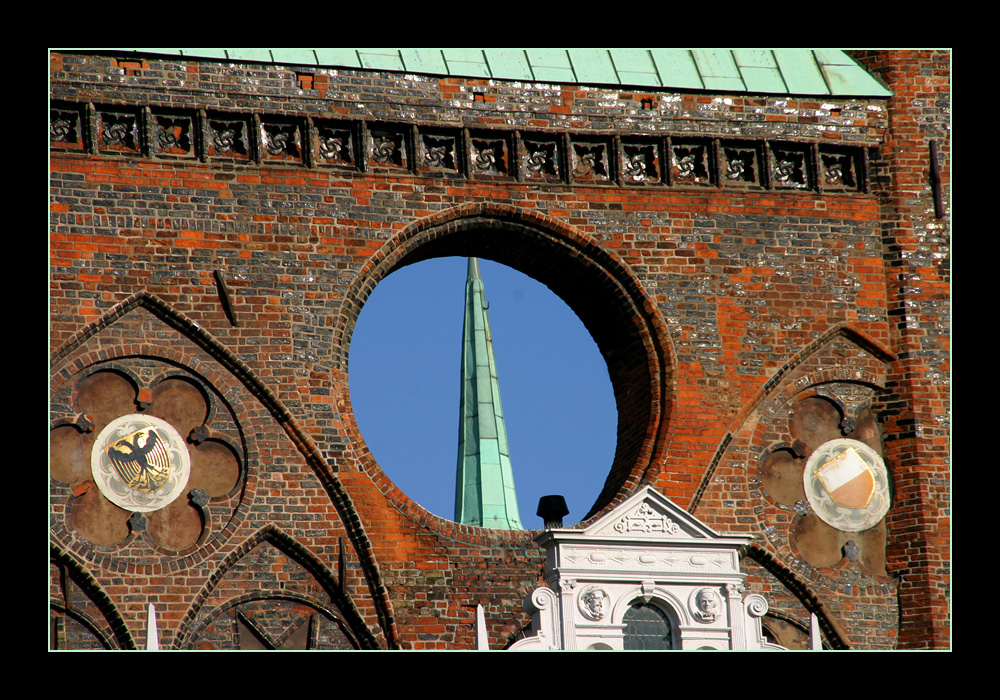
[455,258,523,529]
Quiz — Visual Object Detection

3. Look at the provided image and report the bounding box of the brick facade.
[49,50,950,649]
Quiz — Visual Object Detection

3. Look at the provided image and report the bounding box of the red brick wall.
[850,50,951,649]
[50,51,949,649]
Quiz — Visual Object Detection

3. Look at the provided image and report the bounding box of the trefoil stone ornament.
[425,145,448,167]
[825,161,843,184]
[525,146,548,172]
[475,147,496,170]
[774,159,795,183]
[214,127,237,153]
[103,121,129,147]
[51,115,75,142]
[263,124,299,157]
[157,123,179,149]
[726,158,746,180]
[521,139,559,178]
[320,135,347,161]
[771,147,808,188]
[99,112,139,152]
[526,144,549,173]
[676,153,696,178]
[722,146,758,185]
[156,119,187,151]
[151,114,194,157]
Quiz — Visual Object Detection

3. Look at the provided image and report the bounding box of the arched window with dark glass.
[623,602,673,650]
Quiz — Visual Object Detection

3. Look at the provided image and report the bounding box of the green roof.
[110,49,892,97]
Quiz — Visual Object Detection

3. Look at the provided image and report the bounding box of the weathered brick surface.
[850,50,951,649]
[49,51,950,649]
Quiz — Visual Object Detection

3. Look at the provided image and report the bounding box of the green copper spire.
[455,258,523,529]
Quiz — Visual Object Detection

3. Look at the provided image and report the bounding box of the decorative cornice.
[50,100,872,195]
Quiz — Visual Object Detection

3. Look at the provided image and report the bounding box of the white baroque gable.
[586,489,718,540]
[510,486,784,651]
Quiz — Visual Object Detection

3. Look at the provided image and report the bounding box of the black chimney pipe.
[537,495,569,529]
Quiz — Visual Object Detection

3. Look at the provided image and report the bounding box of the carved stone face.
[579,587,608,621]
[697,589,718,614]
[692,588,721,622]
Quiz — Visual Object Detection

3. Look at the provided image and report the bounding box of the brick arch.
[335,203,675,522]
[731,324,895,435]
[744,545,851,649]
[690,324,895,511]
[686,324,898,649]
[177,524,383,649]
[50,545,133,649]
[49,292,398,646]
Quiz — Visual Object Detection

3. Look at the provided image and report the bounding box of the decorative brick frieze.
[205,112,253,161]
[96,105,143,156]
[720,141,764,189]
[313,118,357,168]
[150,108,197,159]
[50,101,87,151]
[51,99,870,194]
[669,138,713,186]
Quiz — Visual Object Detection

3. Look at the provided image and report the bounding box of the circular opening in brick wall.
[349,257,617,527]
[339,211,672,528]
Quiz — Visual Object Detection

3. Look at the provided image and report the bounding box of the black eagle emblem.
[106,428,172,493]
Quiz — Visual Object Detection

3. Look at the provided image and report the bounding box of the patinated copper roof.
[110,49,892,96]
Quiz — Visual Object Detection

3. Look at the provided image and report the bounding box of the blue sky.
[348,257,618,527]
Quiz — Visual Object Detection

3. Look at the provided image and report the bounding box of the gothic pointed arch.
[50,546,133,650]
[732,324,895,434]
[335,203,676,526]
[50,292,398,649]
[760,608,828,650]
[180,525,377,649]
[688,323,898,649]
[691,324,895,511]
[743,545,849,649]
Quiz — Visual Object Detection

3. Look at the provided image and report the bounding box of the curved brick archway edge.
[683,325,897,650]
[51,545,133,649]
[333,203,676,524]
[688,324,896,512]
[49,291,401,648]
[177,524,378,650]
[746,545,851,649]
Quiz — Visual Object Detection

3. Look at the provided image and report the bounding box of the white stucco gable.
[509,486,784,650]
[582,485,726,540]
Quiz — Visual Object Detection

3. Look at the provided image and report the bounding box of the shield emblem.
[815,446,876,509]
[105,427,172,493]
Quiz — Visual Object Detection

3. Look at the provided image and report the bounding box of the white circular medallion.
[90,414,191,512]
[803,438,889,532]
